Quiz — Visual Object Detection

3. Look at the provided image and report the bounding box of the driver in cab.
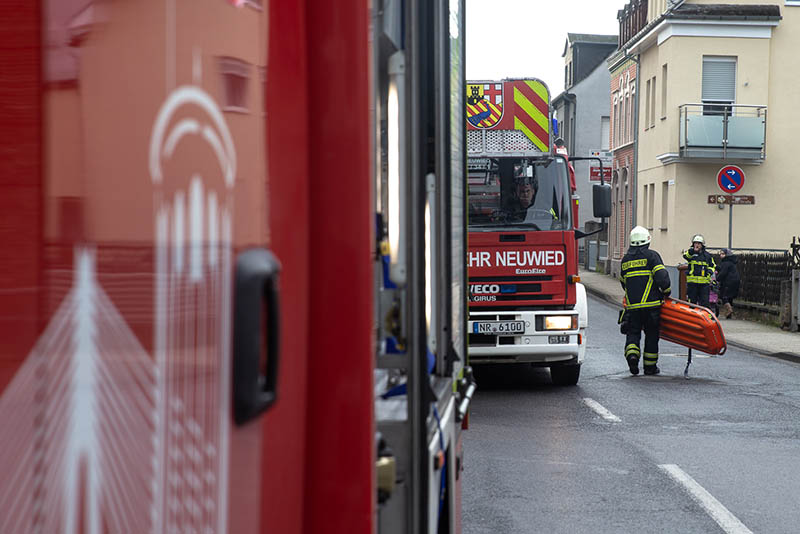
[506,169,557,223]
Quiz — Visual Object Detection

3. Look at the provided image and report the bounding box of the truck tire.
[550,363,580,386]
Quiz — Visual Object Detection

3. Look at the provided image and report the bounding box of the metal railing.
[678,103,767,161]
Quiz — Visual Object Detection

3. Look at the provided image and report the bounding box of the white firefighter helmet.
[630,226,651,247]
[692,234,705,245]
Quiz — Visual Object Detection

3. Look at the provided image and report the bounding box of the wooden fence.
[728,252,793,307]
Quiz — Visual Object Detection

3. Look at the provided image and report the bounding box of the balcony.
[678,104,766,162]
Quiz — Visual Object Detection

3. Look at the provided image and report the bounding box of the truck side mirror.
[592,183,612,218]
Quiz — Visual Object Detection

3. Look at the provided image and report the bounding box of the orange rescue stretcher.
[660,297,727,356]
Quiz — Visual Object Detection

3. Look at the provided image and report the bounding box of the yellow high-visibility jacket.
[683,247,715,284]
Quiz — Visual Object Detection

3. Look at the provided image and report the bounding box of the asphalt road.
[462,295,800,534]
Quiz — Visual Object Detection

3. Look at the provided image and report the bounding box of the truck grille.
[469,276,555,302]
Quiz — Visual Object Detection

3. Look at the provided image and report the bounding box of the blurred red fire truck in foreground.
[0,0,472,532]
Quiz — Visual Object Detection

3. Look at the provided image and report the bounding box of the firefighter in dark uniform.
[621,226,672,376]
[682,234,715,307]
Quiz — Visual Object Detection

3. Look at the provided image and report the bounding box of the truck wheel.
[550,364,580,386]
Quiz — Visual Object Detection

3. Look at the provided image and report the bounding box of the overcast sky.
[466,0,624,97]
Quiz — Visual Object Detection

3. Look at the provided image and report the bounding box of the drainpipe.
[628,52,640,228]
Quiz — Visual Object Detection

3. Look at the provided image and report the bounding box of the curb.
[583,282,800,363]
[583,284,623,310]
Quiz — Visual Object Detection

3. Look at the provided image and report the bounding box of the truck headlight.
[544,315,577,331]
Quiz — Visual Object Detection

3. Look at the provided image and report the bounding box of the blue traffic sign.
[717,165,745,194]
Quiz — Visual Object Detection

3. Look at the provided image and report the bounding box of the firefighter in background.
[621,226,672,376]
[683,234,715,307]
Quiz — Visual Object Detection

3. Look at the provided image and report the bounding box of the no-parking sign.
[717,165,745,194]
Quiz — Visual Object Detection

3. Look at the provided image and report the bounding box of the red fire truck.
[466,79,611,385]
[0,1,471,533]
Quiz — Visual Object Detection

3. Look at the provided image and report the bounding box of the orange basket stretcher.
[660,297,727,356]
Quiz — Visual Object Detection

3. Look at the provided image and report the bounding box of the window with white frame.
[645,79,651,129]
[649,76,656,128]
[601,116,610,151]
[661,64,668,119]
[702,56,736,115]
[642,184,649,228]
[626,91,632,143]
[613,93,620,148]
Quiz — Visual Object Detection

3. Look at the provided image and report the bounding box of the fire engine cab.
[466,79,611,385]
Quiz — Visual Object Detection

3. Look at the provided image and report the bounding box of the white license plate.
[473,321,525,335]
[548,335,570,344]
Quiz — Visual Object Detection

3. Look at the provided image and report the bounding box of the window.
[660,181,669,230]
[613,94,619,147]
[625,91,631,143]
[702,56,736,115]
[219,57,251,112]
[648,183,655,229]
[601,116,610,151]
[661,64,668,119]
[569,117,575,152]
[649,76,656,128]
[630,82,636,139]
[645,79,651,129]
[642,184,649,228]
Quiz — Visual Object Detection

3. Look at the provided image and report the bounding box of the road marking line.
[582,398,621,422]
[659,464,753,534]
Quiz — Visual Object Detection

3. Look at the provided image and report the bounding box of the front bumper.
[468,310,582,365]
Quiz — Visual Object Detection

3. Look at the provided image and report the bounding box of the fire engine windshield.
[467,156,572,231]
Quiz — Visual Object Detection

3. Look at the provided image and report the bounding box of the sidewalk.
[579,268,800,360]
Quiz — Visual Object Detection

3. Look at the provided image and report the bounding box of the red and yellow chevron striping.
[512,80,550,151]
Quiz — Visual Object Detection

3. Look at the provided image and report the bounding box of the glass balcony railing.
[678,104,767,161]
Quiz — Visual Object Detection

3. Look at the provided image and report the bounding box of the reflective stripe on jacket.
[620,245,672,309]
[683,248,715,284]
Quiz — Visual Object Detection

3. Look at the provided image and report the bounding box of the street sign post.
[717,165,745,193]
[716,165,746,249]
[707,195,755,205]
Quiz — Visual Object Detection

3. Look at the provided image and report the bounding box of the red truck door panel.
[0,2,268,532]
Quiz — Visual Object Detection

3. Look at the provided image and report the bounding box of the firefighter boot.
[643,352,660,375]
[625,344,640,375]
[627,355,640,375]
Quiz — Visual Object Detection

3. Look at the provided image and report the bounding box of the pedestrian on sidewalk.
[715,248,740,319]
[621,226,672,376]
[682,234,715,308]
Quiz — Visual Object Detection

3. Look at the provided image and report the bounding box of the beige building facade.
[616,0,799,267]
